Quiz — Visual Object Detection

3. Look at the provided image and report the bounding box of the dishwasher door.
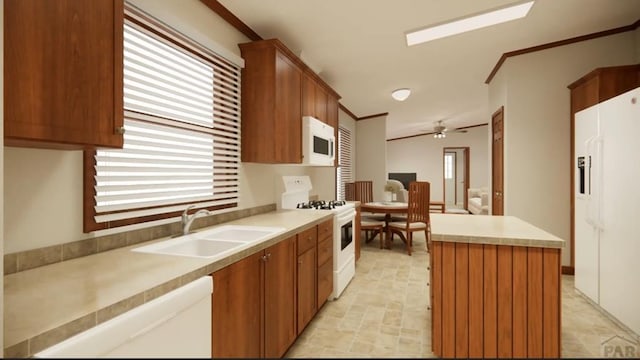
[35,276,213,358]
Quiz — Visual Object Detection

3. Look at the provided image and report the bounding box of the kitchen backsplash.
[3,203,276,275]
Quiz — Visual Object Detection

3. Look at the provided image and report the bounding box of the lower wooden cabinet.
[317,234,333,308]
[212,221,334,358]
[212,236,296,358]
[296,226,318,334]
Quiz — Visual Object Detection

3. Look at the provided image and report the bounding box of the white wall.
[2,0,318,253]
[1,0,5,351]
[356,115,387,201]
[386,125,489,203]
[488,31,637,267]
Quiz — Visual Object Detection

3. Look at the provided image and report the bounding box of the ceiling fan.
[431,120,467,138]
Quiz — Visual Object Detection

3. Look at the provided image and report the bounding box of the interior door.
[491,107,504,215]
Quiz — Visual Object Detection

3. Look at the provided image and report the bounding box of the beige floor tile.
[285,232,639,359]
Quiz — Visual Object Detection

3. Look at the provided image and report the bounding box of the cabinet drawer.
[297,227,317,255]
[317,236,333,267]
[318,219,333,241]
[317,259,333,306]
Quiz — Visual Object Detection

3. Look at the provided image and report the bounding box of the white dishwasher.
[35,276,213,358]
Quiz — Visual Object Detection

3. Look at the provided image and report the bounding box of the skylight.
[406,1,535,46]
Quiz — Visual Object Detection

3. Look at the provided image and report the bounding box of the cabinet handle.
[266,253,271,260]
[298,259,303,264]
[115,126,126,135]
[261,255,268,262]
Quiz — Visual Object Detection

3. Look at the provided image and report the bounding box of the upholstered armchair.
[467,187,489,215]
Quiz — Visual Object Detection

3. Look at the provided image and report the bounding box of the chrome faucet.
[181,205,211,235]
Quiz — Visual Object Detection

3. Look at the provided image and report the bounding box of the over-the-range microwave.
[302,116,335,166]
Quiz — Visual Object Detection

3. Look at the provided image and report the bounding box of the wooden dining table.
[360,201,409,249]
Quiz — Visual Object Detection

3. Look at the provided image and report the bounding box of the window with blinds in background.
[84,14,240,232]
[336,126,353,200]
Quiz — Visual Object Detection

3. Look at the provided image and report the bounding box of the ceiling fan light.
[391,88,411,101]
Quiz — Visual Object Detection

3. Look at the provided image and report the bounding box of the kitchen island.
[429,214,565,358]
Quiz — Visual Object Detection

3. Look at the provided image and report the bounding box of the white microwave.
[302,116,335,166]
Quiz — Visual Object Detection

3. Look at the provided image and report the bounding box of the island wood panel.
[527,248,544,357]
[543,248,561,358]
[430,243,562,359]
[484,244,498,358]
[431,241,442,356]
[468,244,484,358]
[497,246,513,358]
[441,242,456,357]
[455,243,469,358]
[512,246,528,358]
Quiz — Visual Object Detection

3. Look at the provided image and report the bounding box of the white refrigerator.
[574,86,640,335]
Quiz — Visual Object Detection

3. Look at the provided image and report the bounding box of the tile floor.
[285,232,640,358]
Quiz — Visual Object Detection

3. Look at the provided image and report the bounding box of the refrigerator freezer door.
[574,105,600,304]
[598,87,640,335]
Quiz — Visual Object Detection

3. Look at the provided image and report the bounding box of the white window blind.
[337,126,353,200]
[92,20,240,226]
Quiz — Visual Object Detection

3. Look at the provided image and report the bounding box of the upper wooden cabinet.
[4,0,124,149]
[239,38,340,164]
[568,64,640,113]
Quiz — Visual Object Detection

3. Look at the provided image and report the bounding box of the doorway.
[442,147,469,211]
[492,107,504,215]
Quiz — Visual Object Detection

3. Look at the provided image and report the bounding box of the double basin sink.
[132,225,286,259]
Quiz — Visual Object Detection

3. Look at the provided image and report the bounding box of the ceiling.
[216,0,640,139]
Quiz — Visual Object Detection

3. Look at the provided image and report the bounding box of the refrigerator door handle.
[592,136,604,231]
[584,136,596,227]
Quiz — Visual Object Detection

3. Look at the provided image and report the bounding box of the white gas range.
[279,176,356,299]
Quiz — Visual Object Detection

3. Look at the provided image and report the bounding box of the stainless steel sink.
[132,225,286,259]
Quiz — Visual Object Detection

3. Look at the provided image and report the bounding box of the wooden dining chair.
[387,181,431,255]
[348,181,385,248]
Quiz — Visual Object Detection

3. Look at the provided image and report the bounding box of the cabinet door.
[4,0,123,148]
[302,73,316,118]
[264,236,297,358]
[212,252,263,358]
[297,247,317,334]
[315,85,328,123]
[274,51,302,163]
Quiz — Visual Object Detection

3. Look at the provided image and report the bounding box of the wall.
[386,125,489,203]
[1,0,5,351]
[356,115,387,201]
[2,0,315,253]
[488,31,637,267]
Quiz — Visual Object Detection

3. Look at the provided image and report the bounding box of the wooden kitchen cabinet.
[354,205,362,262]
[296,226,317,334]
[316,219,334,308]
[212,236,296,358]
[4,0,124,149]
[239,38,340,164]
[239,39,302,164]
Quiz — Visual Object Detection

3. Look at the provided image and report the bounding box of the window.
[336,126,353,200]
[444,152,454,180]
[84,6,241,232]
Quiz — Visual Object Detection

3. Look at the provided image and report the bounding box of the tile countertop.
[429,214,565,249]
[4,209,333,357]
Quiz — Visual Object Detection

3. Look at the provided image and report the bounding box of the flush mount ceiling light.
[406,0,535,46]
[391,88,411,101]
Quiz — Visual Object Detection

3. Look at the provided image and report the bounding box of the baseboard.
[562,266,575,275]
